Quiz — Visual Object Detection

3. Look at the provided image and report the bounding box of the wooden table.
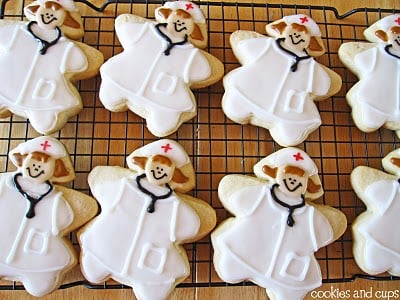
[0,0,399,299]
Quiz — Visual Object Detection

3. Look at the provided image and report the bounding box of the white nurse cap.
[283,14,321,37]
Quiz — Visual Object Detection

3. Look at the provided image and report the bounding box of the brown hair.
[13,151,69,178]
[270,21,287,35]
[132,155,189,184]
[391,157,400,168]
[375,29,388,42]
[391,26,400,34]
[152,154,173,166]
[262,165,278,178]
[307,177,322,194]
[157,8,204,41]
[283,165,305,177]
[26,1,81,29]
[308,36,324,52]
[292,23,308,33]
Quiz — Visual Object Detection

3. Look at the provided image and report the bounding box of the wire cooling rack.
[0,0,399,293]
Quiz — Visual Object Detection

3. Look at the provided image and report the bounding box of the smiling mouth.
[174,22,187,33]
[151,170,168,180]
[289,35,305,45]
[41,14,57,25]
[283,179,302,192]
[27,168,45,179]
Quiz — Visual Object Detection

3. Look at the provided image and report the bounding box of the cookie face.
[338,14,400,134]
[0,0,103,134]
[78,139,216,300]
[222,14,342,147]
[351,148,400,276]
[212,147,346,300]
[99,1,224,137]
[0,136,98,296]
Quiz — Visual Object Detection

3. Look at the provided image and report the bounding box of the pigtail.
[63,11,81,29]
[375,29,388,42]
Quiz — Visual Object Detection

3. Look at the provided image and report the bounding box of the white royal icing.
[212,148,336,300]
[222,34,331,146]
[0,174,74,296]
[347,44,400,130]
[80,169,200,300]
[353,178,400,275]
[0,22,88,134]
[99,15,211,137]
[212,183,333,300]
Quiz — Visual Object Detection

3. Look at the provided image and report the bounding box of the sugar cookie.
[351,148,400,276]
[212,147,346,300]
[0,0,103,134]
[0,136,98,296]
[78,139,216,300]
[339,14,400,134]
[222,14,342,146]
[99,1,224,137]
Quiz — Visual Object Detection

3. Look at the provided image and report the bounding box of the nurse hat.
[364,14,400,43]
[254,147,318,179]
[10,136,68,161]
[282,14,321,37]
[9,136,75,183]
[40,0,77,12]
[38,0,78,12]
[374,14,400,32]
[161,1,205,24]
[127,139,191,170]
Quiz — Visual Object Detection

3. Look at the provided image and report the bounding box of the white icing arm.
[115,14,150,48]
[173,200,200,242]
[312,207,334,249]
[218,175,266,217]
[351,166,396,207]
[0,22,21,51]
[354,46,377,74]
[230,30,267,65]
[61,42,88,74]
[311,63,331,97]
[51,192,74,235]
[186,50,211,83]
[88,166,133,211]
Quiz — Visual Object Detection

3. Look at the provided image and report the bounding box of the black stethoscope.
[13,173,53,218]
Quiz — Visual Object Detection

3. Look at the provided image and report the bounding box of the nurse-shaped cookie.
[212,147,346,300]
[99,1,224,137]
[351,148,400,276]
[0,136,97,296]
[0,0,103,134]
[339,14,400,135]
[222,14,342,146]
[78,139,216,300]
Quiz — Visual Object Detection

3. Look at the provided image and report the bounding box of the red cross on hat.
[396,16,400,25]
[293,152,304,161]
[40,140,51,151]
[300,16,308,23]
[185,3,194,10]
[161,143,173,153]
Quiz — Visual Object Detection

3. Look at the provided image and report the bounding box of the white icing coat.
[349,45,400,129]
[212,184,333,298]
[0,23,88,133]
[354,179,400,275]
[80,175,200,295]
[0,173,73,272]
[99,21,211,135]
[222,37,331,146]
